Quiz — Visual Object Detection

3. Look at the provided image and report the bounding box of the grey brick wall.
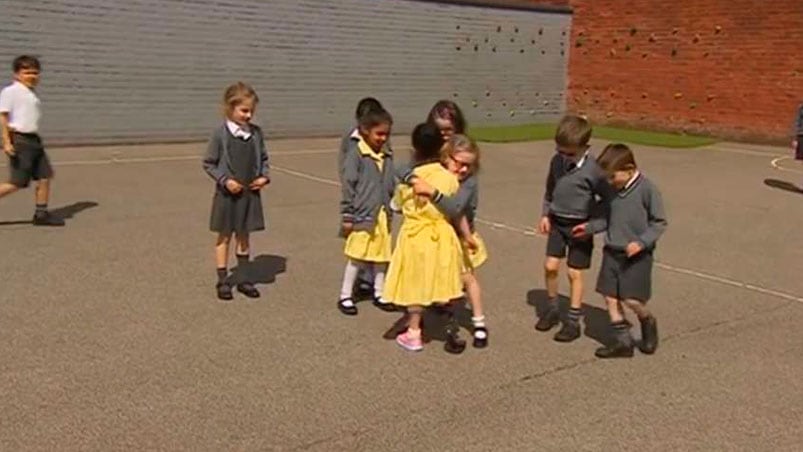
[0,0,570,144]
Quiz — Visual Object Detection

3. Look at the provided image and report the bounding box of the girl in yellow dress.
[384,123,465,352]
[408,135,489,348]
[338,109,396,315]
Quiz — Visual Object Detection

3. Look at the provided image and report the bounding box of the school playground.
[1,136,802,451]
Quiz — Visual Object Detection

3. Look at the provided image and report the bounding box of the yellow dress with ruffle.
[344,140,392,263]
[383,163,464,306]
[461,231,488,272]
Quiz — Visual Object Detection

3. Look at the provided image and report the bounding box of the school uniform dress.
[0,81,53,187]
[203,121,268,235]
[383,162,464,306]
[343,139,392,262]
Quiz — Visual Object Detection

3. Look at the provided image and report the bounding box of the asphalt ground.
[1,137,802,451]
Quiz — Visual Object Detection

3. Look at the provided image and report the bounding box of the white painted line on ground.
[770,156,803,175]
[270,165,803,306]
[0,148,337,168]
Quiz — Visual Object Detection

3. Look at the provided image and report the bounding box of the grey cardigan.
[203,124,269,187]
[340,139,394,231]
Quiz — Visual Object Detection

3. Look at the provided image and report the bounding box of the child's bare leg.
[464,271,488,347]
[594,296,635,358]
[623,299,650,319]
[463,271,483,318]
[407,307,422,332]
[214,233,234,300]
[0,182,18,198]
[606,296,625,323]
[554,268,584,342]
[234,233,259,297]
[536,257,562,331]
[35,179,50,205]
[544,257,561,300]
[567,268,584,310]
[624,299,658,354]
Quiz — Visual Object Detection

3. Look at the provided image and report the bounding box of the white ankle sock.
[340,260,362,300]
[373,263,388,302]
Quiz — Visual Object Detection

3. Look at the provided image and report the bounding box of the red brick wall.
[530,0,803,142]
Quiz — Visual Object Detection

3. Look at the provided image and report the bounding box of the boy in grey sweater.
[572,143,667,358]
[535,115,609,342]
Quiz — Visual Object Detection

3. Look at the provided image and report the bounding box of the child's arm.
[250,128,270,190]
[635,183,668,250]
[0,87,14,155]
[538,155,559,234]
[457,215,478,250]
[410,177,472,220]
[340,143,361,229]
[202,129,227,185]
[0,112,13,156]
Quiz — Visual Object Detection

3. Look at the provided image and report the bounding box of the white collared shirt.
[0,81,41,133]
[226,120,252,139]
[575,151,590,169]
[624,171,641,190]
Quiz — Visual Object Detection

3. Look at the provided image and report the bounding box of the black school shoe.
[354,281,374,300]
[638,316,659,354]
[595,337,635,359]
[372,297,397,312]
[237,282,260,299]
[338,298,358,316]
[535,306,560,332]
[32,211,65,226]
[216,282,234,301]
[473,326,489,348]
[444,320,466,354]
[553,321,581,343]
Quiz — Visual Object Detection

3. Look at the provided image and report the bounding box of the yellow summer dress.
[343,138,392,263]
[462,230,488,272]
[383,162,464,306]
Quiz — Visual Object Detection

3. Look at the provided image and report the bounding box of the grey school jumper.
[590,173,667,251]
[396,164,478,229]
[203,124,269,234]
[340,139,395,232]
[542,152,609,219]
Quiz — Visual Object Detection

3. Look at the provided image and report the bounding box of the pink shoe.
[396,331,423,352]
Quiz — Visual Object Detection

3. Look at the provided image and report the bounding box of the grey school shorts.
[546,215,593,269]
[8,133,53,188]
[596,247,653,303]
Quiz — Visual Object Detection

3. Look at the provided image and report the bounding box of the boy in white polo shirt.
[0,55,64,226]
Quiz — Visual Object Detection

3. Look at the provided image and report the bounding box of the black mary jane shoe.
[338,298,358,316]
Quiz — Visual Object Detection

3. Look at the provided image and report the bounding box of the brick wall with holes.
[524,0,803,142]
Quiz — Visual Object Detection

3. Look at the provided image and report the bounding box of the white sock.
[373,263,388,303]
[340,260,362,302]
[472,316,487,339]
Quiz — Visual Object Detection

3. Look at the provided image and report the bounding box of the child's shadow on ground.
[234,254,287,286]
[526,288,611,346]
[0,200,98,226]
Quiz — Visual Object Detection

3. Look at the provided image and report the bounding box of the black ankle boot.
[535,305,560,332]
[595,324,634,358]
[553,320,581,342]
[639,316,658,354]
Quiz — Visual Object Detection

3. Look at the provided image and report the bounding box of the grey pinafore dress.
[209,130,265,234]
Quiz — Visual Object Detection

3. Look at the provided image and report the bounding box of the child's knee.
[216,233,232,245]
[544,258,560,274]
[567,267,584,281]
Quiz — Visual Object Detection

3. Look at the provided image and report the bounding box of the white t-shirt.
[0,81,41,134]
